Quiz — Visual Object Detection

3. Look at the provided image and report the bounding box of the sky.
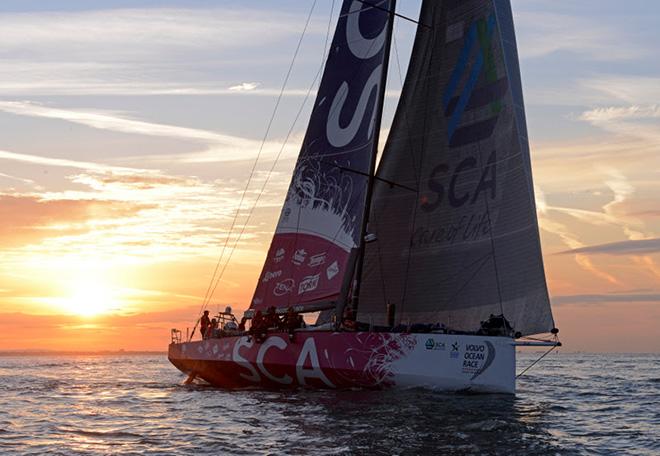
[0,0,658,353]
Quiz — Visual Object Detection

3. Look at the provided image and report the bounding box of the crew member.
[251,310,266,342]
[208,318,219,338]
[200,310,211,340]
[265,306,279,329]
[284,307,299,340]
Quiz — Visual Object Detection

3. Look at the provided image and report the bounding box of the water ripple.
[0,353,658,455]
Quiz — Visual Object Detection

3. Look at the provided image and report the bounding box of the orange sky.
[1,1,659,353]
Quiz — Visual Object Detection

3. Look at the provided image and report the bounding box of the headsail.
[251,0,394,312]
[358,0,555,336]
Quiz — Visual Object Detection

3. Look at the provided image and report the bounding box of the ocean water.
[0,352,657,455]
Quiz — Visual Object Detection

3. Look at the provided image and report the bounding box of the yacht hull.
[168,332,515,393]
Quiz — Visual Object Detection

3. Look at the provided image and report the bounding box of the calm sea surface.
[0,352,657,455]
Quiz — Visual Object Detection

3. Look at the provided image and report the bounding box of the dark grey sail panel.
[358,0,554,336]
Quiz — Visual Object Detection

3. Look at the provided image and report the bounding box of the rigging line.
[516,343,558,378]
[204,0,318,307]
[392,27,422,188]
[353,0,432,29]
[205,0,336,308]
[278,3,388,315]
[316,159,417,192]
[190,0,320,338]
[477,141,506,318]
[351,0,396,317]
[398,3,436,319]
[446,252,492,307]
[370,28,411,313]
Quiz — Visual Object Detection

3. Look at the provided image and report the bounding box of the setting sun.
[64,280,116,317]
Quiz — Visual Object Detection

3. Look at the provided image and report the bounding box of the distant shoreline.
[0,350,167,357]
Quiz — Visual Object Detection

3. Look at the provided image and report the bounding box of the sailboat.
[168,0,560,394]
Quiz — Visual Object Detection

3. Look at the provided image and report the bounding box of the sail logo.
[326,261,339,280]
[308,252,327,267]
[298,274,320,295]
[273,248,286,263]
[442,14,508,148]
[326,0,388,148]
[273,279,295,296]
[421,150,497,212]
[292,249,307,266]
[262,270,282,283]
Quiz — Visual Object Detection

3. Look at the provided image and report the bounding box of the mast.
[351,0,397,316]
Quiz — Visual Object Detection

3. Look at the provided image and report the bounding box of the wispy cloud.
[0,149,143,174]
[229,82,261,92]
[558,238,660,256]
[514,11,647,61]
[579,104,660,143]
[0,194,150,248]
[0,172,36,186]
[0,7,332,96]
[0,101,255,147]
[0,101,305,164]
[553,292,660,305]
[580,105,660,123]
[581,76,660,105]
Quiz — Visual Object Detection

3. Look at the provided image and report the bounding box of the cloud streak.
[559,238,660,256]
[553,293,660,305]
[0,149,143,174]
[0,101,306,164]
[0,7,334,96]
[514,11,647,61]
[0,101,255,147]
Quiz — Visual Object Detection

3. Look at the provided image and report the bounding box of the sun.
[65,280,117,317]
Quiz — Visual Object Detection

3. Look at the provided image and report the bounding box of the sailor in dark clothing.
[342,306,356,331]
[200,310,211,340]
[251,310,266,342]
[264,306,279,329]
[478,314,513,336]
[284,307,299,341]
[238,316,247,332]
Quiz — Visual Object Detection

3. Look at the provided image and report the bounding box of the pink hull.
[168,331,516,393]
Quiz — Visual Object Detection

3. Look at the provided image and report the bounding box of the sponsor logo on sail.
[274,248,285,263]
[298,274,320,295]
[273,278,295,296]
[450,341,460,359]
[326,261,339,280]
[292,249,307,266]
[262,270,282,283]
[308,252,327,267]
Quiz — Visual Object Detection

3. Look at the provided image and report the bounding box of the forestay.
[251,0,393,312]
[359,0,555,336]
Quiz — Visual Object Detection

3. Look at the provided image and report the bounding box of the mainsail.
[358,0,555,336]
[251,0,394,312]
